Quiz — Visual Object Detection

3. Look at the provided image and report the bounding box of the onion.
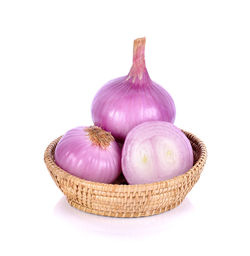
[121,121,193,185]
[91,37,176,141]
[54,126,121,183]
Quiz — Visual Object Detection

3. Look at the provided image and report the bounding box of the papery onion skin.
[121,121,193,185]
[91,37,176,141]
[54,126,121,183]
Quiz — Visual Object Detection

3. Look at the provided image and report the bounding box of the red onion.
[91,37,176,141]
[55,126,121,183]
[121,121,193,185]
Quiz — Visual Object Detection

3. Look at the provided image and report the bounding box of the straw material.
[44,130,207,217]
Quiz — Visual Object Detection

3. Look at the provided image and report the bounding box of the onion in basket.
[55,126,121,183]
[91,37,176,141]
[121,121,193,185]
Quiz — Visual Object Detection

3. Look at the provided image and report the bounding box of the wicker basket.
[44,130,207,217]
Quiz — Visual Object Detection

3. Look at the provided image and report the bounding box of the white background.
[0,0,250,255]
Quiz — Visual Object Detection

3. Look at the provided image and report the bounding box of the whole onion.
[121,121,193,185]
[55,126,121,183]
[91,37,176,141]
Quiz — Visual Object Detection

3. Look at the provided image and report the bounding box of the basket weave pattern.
[44,131,207,217]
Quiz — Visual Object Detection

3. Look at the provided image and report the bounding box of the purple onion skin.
[54,126,121,183]
[122,121,193,185]
[91,38,176,141]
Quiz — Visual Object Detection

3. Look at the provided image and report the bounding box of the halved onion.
[121,121,193,184]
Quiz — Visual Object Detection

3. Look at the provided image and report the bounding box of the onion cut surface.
[122,121,193,184]
[55,126,121,183]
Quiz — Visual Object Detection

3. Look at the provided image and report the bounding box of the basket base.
[67,197,185,218]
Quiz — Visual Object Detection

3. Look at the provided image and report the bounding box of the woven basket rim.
[44,130,207,190]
